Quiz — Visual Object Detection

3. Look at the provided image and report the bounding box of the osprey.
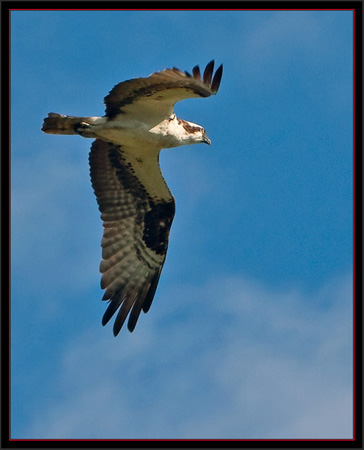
[41,60,223,335]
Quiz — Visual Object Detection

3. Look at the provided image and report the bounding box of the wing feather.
[113,292,138,335]
[104,60,223,121]
[89,139,175,334]
[203,60,214,85]
[192,65,201,80]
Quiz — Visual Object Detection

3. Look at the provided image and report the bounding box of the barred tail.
[41,113,92,135]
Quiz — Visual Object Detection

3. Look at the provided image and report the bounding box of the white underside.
[87,114,200,148]
[83,114,204,201]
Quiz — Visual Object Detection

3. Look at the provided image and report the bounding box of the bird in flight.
[42,60,223,335]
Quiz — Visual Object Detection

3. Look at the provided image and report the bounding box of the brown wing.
[89,139,175,334]
[104,60,223,125]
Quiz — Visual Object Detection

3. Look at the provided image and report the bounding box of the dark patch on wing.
[89,139,175,334]
[143,201,175,255]
[107,145,152,202]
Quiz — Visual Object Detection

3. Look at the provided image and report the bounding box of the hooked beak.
[203,135,211,145]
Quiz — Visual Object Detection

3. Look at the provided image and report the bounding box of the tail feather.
[41,113,91,135]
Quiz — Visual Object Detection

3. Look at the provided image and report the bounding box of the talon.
[74,121,94,136]
[79,122,92,129]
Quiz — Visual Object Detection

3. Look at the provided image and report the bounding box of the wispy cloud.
[243,11,321,67]
[22,273,353,439]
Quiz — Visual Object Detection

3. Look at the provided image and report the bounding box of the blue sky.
[10,9,353,439]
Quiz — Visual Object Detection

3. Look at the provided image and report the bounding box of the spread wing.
[104,60,223,126]
[89,139,175,334]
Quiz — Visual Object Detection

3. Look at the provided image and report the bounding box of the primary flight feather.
[41,60,223,335]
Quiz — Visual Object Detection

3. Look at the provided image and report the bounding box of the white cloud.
[22,272,353,440]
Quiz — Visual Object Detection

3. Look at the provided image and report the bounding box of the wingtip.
[192,65,201,80]
[113,316,135,335]
[198,60,223,92]
[113,313,126,336]
[127,320,136,333]
[102,311,111,327]
[211,63,223,92]
[113,324,121,336]
[203,60,215,85]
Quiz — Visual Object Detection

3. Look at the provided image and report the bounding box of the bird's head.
[176,119,211,146]
[200,129,211,145]
[190,127,211,145]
